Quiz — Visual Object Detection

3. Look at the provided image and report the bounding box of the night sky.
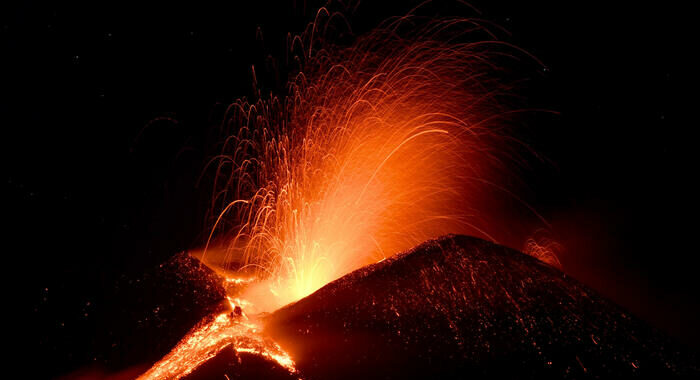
[3,1,696,377]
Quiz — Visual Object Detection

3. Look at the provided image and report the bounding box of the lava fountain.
[139,6,545,379]
[201,11,541,312]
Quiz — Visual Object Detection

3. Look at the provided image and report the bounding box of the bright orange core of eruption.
[141,12,530,380]
[205,93,499,313]
[199,22,512,313]
[224,121,478,313]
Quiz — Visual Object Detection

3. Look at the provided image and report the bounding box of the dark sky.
[2,0,696,377]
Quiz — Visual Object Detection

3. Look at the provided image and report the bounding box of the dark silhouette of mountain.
[265,235,698,379]
[103,252,228,371]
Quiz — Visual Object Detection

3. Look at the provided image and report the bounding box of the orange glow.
[140,8,544,379]
[200,13,526,312]
[137,294,296,380]
[523,232,563,269]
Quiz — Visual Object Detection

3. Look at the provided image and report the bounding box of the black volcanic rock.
[265,235,698,379]
[99,252,227,371]
[184,347,298,380]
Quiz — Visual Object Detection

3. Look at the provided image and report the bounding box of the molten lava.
[140,6,547,379]
[137,288,296,380]
[200,11,535,313]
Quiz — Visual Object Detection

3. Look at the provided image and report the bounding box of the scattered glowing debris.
[523,233,563,269]
[199,10,542,314]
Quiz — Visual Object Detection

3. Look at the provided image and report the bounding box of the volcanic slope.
[265,234,698,379]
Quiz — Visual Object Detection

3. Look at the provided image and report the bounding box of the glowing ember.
[200,11,539,313]
[523,231,563,269]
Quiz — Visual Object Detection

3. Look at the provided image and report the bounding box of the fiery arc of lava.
[140,7,543,379]
[137,301,296,379]
[201,11,535,313]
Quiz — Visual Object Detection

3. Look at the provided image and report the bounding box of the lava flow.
[139,6,545,379]
[137,291,296,380]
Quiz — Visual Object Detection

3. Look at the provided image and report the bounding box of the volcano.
[261,235,697,379]
[159,235,698,379]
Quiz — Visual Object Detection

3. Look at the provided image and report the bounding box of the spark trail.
[140,5,545,379]
[201,9,539,312]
